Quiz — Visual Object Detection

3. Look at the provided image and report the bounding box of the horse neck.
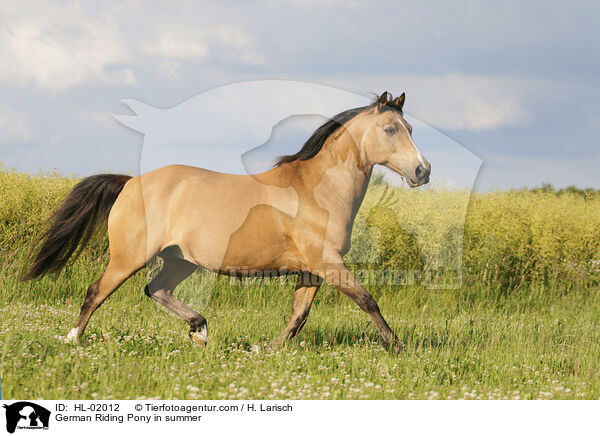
[293,126,373,220]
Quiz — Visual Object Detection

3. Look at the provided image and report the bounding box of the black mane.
[275,106,368,166]
[276,93,401,166]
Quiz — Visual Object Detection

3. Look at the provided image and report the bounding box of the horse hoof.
[190,332,207,347]
[189,325,208,347]
[265,340,284,352]
[392,342,405,354]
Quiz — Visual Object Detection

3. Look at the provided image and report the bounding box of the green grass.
[1,167,600,399]
[2,279,600,400]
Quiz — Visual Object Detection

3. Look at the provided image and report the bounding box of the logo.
[2,402,50,434]
[115,80,481,303]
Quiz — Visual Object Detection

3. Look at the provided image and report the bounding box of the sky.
[0,0,599,190]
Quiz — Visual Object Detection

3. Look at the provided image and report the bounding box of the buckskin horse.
[23,91,430,352]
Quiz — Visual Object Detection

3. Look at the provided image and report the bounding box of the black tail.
[21,174,132,280]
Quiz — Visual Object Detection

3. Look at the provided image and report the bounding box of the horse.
[22,91,430,352]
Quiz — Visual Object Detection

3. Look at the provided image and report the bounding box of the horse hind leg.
[144,257,208,346]
[270,272,322,349]
[67,256,143,342]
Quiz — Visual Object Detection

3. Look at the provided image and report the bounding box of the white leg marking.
[197,325,208,343]
[64,327,79,343]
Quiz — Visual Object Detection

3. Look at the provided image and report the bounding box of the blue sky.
[0,0,599,190]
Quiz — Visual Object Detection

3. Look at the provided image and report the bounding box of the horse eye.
[384,126,397,135]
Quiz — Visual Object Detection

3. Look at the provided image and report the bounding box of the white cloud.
[320,73,534,131]
[141,31,210,61]
[0,1,137,90]
[406,74,533,131]
[141,24,266,74]
[0,106,35,143]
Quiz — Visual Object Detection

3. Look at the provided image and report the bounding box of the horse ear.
[392,92,405,110]
[378,91,389,105]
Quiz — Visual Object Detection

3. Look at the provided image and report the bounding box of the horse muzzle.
[406,163,431,187]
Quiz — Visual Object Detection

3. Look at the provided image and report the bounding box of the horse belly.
[173,201,304,273]
[217,204,306,273]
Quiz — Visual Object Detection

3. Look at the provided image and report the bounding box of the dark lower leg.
[355,293,398,349]
[71,264,130,340]
[72,281,100,338]
[144,259,208,345]
[324,266,400,351]
[144,287,207,335]
[272,273,322,347]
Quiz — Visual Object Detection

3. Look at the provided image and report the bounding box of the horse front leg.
[315,261,402,352]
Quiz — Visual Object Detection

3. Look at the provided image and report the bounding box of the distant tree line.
[522,183,600,198]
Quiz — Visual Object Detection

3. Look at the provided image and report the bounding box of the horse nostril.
[416,165,430,180]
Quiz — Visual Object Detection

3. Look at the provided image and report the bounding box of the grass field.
[1,167,600,400]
